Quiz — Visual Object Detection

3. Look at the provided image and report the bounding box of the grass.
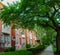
[0,45,45,55]
[0,50,33,55]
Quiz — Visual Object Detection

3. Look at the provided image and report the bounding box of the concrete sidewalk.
[40,45,54,55]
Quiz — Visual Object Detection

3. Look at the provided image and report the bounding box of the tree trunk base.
[56,31,60,55]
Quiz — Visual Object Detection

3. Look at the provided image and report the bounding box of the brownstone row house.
[0,2,37,50]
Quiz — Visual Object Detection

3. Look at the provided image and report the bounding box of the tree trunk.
[56,31,60,54]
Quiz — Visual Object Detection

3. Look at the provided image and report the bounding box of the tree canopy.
[0,0,60,30]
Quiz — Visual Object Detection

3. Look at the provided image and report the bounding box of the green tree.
[34,25,56,46]
[34,25,46,45]
[42,28,56,45]
[0,0,60,54]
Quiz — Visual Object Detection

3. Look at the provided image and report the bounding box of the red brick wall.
[11,24,16,47]
[32,31,36,45]
[25,29,30,44]
[0,20,2,43]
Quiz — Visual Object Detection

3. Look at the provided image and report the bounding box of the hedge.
[27,45,45,52]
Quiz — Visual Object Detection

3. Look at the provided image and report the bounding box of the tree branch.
[36,14,47,17]
[46,9,58,29]
[38,22,56,30]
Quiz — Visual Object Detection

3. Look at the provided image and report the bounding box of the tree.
[0,0,60,54]
[42,28,56,45]
[34,25,56,46]
[34,25,46,45]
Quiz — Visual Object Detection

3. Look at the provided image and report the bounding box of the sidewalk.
[40,45,54,55]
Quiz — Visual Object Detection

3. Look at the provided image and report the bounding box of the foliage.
[34,25,46,44]
[0,0,60,30]
[27,45,45,52]
[52,42,57,53]
[34,25,46,38]
[34,25,56,46]
[41,28,56,46]
[4,46,15,52]
[0,50,33,55]
[26,44,31,48]
[52,46,57,53]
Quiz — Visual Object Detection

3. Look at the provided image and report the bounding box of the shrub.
[26,44,31,48]
[9,46,15,51]
[4,46,15,52]
[53,47,57,53]
[27,45,45,52]
[52,44,57,53]
[4,48,10,52]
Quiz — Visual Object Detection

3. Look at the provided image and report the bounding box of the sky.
[2,0,20,5]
